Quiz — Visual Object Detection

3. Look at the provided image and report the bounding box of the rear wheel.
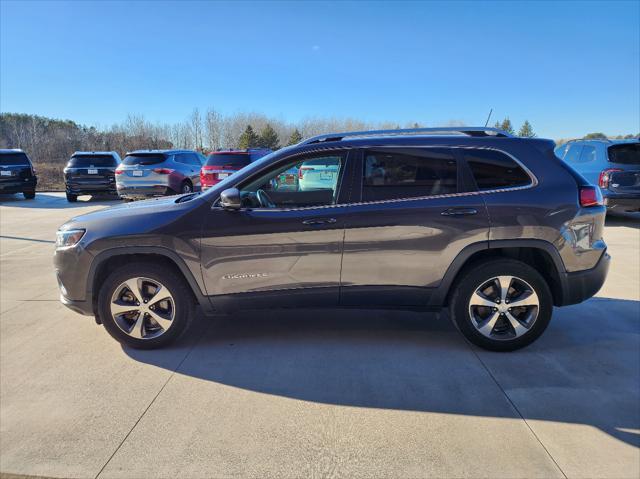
[180,181,193,194]
[98,262,195,349]
[66,193,77,202]
[449,259,553,352]
[23,190,36,199]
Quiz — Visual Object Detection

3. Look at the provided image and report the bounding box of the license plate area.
[132,170,143,177]
[1,170,12,176]
[87,169,98,175]
[320,171,333,180]
[217,173,230,179]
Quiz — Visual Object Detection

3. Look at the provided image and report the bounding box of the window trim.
[350,145,538,207]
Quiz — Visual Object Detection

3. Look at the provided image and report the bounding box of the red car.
[200,149,272,190]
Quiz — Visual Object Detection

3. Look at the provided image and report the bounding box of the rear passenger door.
[339,147,490,307]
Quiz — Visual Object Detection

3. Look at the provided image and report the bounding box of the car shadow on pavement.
[0,192,120,208]
[606,212,640,229]
[124,296,640,448]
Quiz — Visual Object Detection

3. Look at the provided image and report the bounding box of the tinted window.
[465,149,531,190]
[608,143,640,164]
[123,154,166,166]
[175,154,190,165]
[564,144,583,163]
[363,149,457,201]
[205,153,251,168]
[0,153,30,166]
[68,155,117,167]
[577,145,596,163]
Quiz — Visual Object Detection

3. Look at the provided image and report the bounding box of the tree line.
[0,110,636,189]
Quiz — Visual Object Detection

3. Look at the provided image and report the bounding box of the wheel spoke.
[124,278,143,302]
[149,285,173,307]
[147,310,172,330]
[505,311,528,337]
[470,291,497,308]
[476,311,500,337]
[508,290,539,308]
[128,312,145,339]
[496,276,512,302]
[110,301,139,317]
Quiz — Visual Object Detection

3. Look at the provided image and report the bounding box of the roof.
[71,151,119,156]
[125,149,195,155]
[298,127,514,146]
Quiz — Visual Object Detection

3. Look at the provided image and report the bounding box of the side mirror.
[219,188,242,210]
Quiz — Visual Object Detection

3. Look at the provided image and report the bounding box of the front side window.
[363,148,457,201]
[238,154,345,209]
[465,149,531,190]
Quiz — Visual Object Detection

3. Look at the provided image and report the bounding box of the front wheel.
[449,259,553,352]
[180,181,193,194]
[97,263,195,349]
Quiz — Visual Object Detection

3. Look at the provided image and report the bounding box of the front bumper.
[54,245,95,316]
[558,250,611,306]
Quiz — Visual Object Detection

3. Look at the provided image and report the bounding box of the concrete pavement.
[1,193,638,478]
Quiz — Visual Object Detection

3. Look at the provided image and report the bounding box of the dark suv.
[64,151,121,202]
[0,149,37,199]
[54,127,610,351]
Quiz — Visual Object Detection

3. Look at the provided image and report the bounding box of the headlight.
[56,229,86,249]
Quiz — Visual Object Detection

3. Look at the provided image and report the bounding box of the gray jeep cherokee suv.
[54,127,610,351]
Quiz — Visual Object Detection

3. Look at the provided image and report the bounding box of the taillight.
[153,168,173,174]
[115,169,123,175]
[598,168,622,188]
[579,186,604,207]
[299,166,314,179]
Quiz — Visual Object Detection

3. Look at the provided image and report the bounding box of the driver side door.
[200,150,354,310]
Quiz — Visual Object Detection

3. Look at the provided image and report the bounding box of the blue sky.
[1,0,638,138]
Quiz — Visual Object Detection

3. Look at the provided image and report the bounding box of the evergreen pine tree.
[499,118,515,135]
[258,124,280,150]
[518,120,535,138]
[238,125,259,149]
[287,129,303,146]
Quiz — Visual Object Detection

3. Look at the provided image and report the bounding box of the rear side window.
[577,145,596,163]
[363,148,457,201]
[564,144,583,163]
[205,153,251,168]
[608,143,640,164]
[0,153,30,166]
[123,154,166,166]
[68,155,117,167]
[465,149,531,190]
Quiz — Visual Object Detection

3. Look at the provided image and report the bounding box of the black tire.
[449,258,553,352]
[66,193,77,202]
[97,262,195,349]
[23,190,36,199]
[180,181,193,194]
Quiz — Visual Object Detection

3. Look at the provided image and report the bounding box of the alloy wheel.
[110,277,175,339]
[468,275,539,340]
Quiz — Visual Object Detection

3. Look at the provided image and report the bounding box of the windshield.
[608,143,640,165]
[0,153,30,166]
[123,154,166,166]
[68,155,117,167]
[205,153,251,168]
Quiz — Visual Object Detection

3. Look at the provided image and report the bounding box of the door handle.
[302,218,337,225]
[441,207,478,217]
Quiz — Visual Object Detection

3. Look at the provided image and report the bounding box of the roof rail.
[299,126,513,145]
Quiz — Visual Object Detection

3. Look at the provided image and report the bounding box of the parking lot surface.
[1,192,639,479]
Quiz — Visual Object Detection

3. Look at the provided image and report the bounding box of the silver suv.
[116,149,205,199]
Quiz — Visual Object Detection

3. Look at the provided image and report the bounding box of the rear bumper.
[117,185,173,198]
[604,195,640,211]
[0,177,37,193]
[558,251,610,306]
[66,182,117,195]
